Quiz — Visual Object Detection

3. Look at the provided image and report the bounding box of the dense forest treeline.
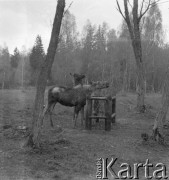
[0,5,168,93]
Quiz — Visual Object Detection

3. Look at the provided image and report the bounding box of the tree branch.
[140,0,145,18]
[116,0,126,20]
[138,0,152,21]
[63,1,73,16]
[124,0,135,40]
[127,0,133,9]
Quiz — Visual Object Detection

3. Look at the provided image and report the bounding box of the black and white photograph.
[0,0,169,179]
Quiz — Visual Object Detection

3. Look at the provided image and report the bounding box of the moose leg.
[72,108,76,125]
[41,103,52,127]
[80,106,84,127]
[73,106,80,128]
[49,102,57,127]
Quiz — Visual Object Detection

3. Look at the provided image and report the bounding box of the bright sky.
[0,0,169,53]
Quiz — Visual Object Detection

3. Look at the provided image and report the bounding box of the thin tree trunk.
[2,71,5,89]
[21,57,25,89]
[122,0,146,112]
[122,64,128,94]
[152,55,155,93]
[136,61,145,111]
[27,0,65,148]
[128,70,130,92]
[132,30,145,112]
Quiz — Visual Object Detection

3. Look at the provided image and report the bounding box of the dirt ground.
[0,88,169,180]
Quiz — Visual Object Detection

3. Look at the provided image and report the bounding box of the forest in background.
[0,4,168,94]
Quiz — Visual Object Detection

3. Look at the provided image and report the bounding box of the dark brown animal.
[70,73,86,125]
[70,73,85,86]
[43,81,109,128]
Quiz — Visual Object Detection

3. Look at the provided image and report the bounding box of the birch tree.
[116,0,159,112]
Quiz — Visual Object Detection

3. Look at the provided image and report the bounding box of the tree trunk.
[122,64,128,94]
[132,0,145,111]
[152,55,155,93]
[128,70,130,91]
[27,0,65,148]
[152,68,169,143]
[122,0,146,112]
[2,71,5,89]
[135,59,145,112]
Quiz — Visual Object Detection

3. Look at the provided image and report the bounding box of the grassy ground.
[0,89,169,180]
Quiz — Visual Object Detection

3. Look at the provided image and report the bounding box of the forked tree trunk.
[132,1,145,111]
[152,68,169,143]
[117,0,146,112]
[27,0,65,148]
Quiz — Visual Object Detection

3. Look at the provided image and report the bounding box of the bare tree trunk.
[145,79,147,94]
[152,68,169,143]
[135,59,145,111]
[152,55,155,93]
[2,71,5,89]
[132,2,145,111]
[27,0,65,148]
[122,63,128,94]
[21,57,25,89]
[128,70,130,92]
[117,0,148,112]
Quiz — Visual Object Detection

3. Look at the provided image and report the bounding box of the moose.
[70,73,85,86]
[42,80,109,128]
[70,73,86,126]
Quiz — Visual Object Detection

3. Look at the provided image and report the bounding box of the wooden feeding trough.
[85,95,116,131]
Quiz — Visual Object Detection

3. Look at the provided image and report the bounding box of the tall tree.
[52,11,78,85]
[142,2,163,92]
[10,47,20,87]
[93,23,108,81]
[10,48,20,68]
[81,20,96,80]
[116,0,158,112]
[118,19,136,93]
[29,35,45,85]
[27,0,65,148]
[0,46,10,89]
[143,2,163,46]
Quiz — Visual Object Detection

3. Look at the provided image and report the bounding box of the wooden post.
[105,96,111,131]
[111,97,116,123]
[85,97,92,130]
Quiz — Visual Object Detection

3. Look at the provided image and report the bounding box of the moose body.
[48,86,87,107]
[43,82,109,128]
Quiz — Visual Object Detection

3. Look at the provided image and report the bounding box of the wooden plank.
[112,97,116,123]
[85,98,92,130]
[90,96,107,100]
[89,96,116,100]
[105,98,111,131]
[89,116,107,119]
